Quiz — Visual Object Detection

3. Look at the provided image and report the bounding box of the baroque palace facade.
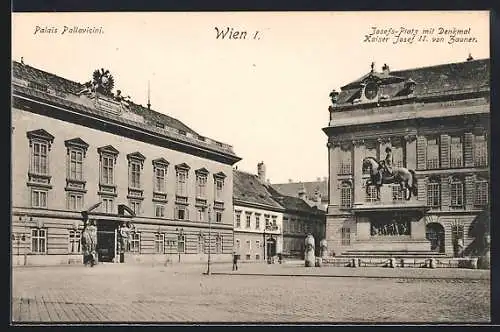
[323,58,490,257]
[11,61,241,266]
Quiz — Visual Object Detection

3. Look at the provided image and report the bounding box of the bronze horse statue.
[362,156,418,200]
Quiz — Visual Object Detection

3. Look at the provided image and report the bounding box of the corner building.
[11,61,241,266]
[323,59,490,257]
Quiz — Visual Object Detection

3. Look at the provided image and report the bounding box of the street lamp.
[205,204,212,275]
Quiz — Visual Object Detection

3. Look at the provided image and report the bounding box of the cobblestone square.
[12,263,490,323]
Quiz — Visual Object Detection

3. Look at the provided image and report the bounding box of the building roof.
[336,58,490,105]
[266,185,324,216]
[233,170,284,210]
[272,180,328,203]
[12,61,198,135]
[12,61,240,161]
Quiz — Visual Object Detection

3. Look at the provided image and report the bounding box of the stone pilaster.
[440,134,450,169]
[440,175,450,210]
[353,139,365,205]
[464,174,475,210]
[404,134,417,170]
[464,132,474,167]
[417,176,427,202]
[327,139,339,209]
[416,135,427,170]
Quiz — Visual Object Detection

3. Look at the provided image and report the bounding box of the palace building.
[323,58,490,258]
[11,61,241,266]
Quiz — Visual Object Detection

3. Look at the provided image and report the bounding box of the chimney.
[257,161,266,182]
[298,182,306,200]
[382,63,390,75]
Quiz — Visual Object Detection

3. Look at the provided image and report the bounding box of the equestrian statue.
[362,147,418,200]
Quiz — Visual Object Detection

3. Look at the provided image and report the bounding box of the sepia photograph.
[11,10,490,323]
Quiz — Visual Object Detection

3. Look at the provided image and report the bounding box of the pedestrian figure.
[232,251,239,271]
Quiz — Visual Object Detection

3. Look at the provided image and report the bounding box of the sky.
[12,11,490,183]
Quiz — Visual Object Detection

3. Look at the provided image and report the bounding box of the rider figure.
[378,147,394,184]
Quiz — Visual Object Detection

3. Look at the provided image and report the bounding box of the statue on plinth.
[117,221,135,262]
[81,219,98,267]
[304,234,316,267]
[478,233,490,269]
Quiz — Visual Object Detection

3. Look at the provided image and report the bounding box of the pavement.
[11,262,491,323]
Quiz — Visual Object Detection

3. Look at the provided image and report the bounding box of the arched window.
[340,181,352,208]
[450,176,464,208]
[427,177,441,208]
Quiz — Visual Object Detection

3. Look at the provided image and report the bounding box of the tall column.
[464,132,474,167]
[440,134,450,169]
[327,139,339,209]
[441,175,450,211]
[465,174,475,210]
[353,140,365,206]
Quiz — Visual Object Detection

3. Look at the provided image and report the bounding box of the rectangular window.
[246,240,251,252]
[68,149,83,180]
[245,213,251,228]
[427,182,441,207]
[475,180,489,206]
[67,192,83,211]
[165,239,177,253]
[176,171,188,196]
[474,135,488,167]
[31,189,48,208]
[391,184,404,201]
[31,141,48,175]
[176,206,187,220]
[256,240,261,249]
[341,183,352,208]
[31,228,46,254]
[341,228,351,246]
[130,232,140,253]
[68,230,81,253]
[215,178,224,201]
[196,175,207,198]
[426,138,440,169]
[450,136,463,168]
[155,204,165,217]
[235,212,241,228]
[129,161,141,189]
[198,235,205,253]
[154,233,164,254]
[392,145,404,168]
[265,216,270,229]
[255,215,260,229]
[365,185,378,203]
[154,167,166,193]
[216,236,223,254]
[363,146,377,175]
[197,207,206,222]
[101,197,114,214]
[450,180,464,207]
[177,235,185,253]
[339,149,352,175]
[235,239,241,251]
[216,211,222,223]
[101,155,114,185]
[129,201,141,216]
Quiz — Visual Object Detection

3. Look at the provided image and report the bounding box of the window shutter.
[464,133,474,167]
[465,175,475,210]
[440,175,450,209]
[416,136,427,170]
[417,176,427,202]
[440,134,450,169]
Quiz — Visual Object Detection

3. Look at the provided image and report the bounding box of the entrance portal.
[426,222,445,253]
[97,221,117,262]
[266,238,276,258]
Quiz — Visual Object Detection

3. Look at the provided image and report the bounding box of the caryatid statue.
[304,234,316,267]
